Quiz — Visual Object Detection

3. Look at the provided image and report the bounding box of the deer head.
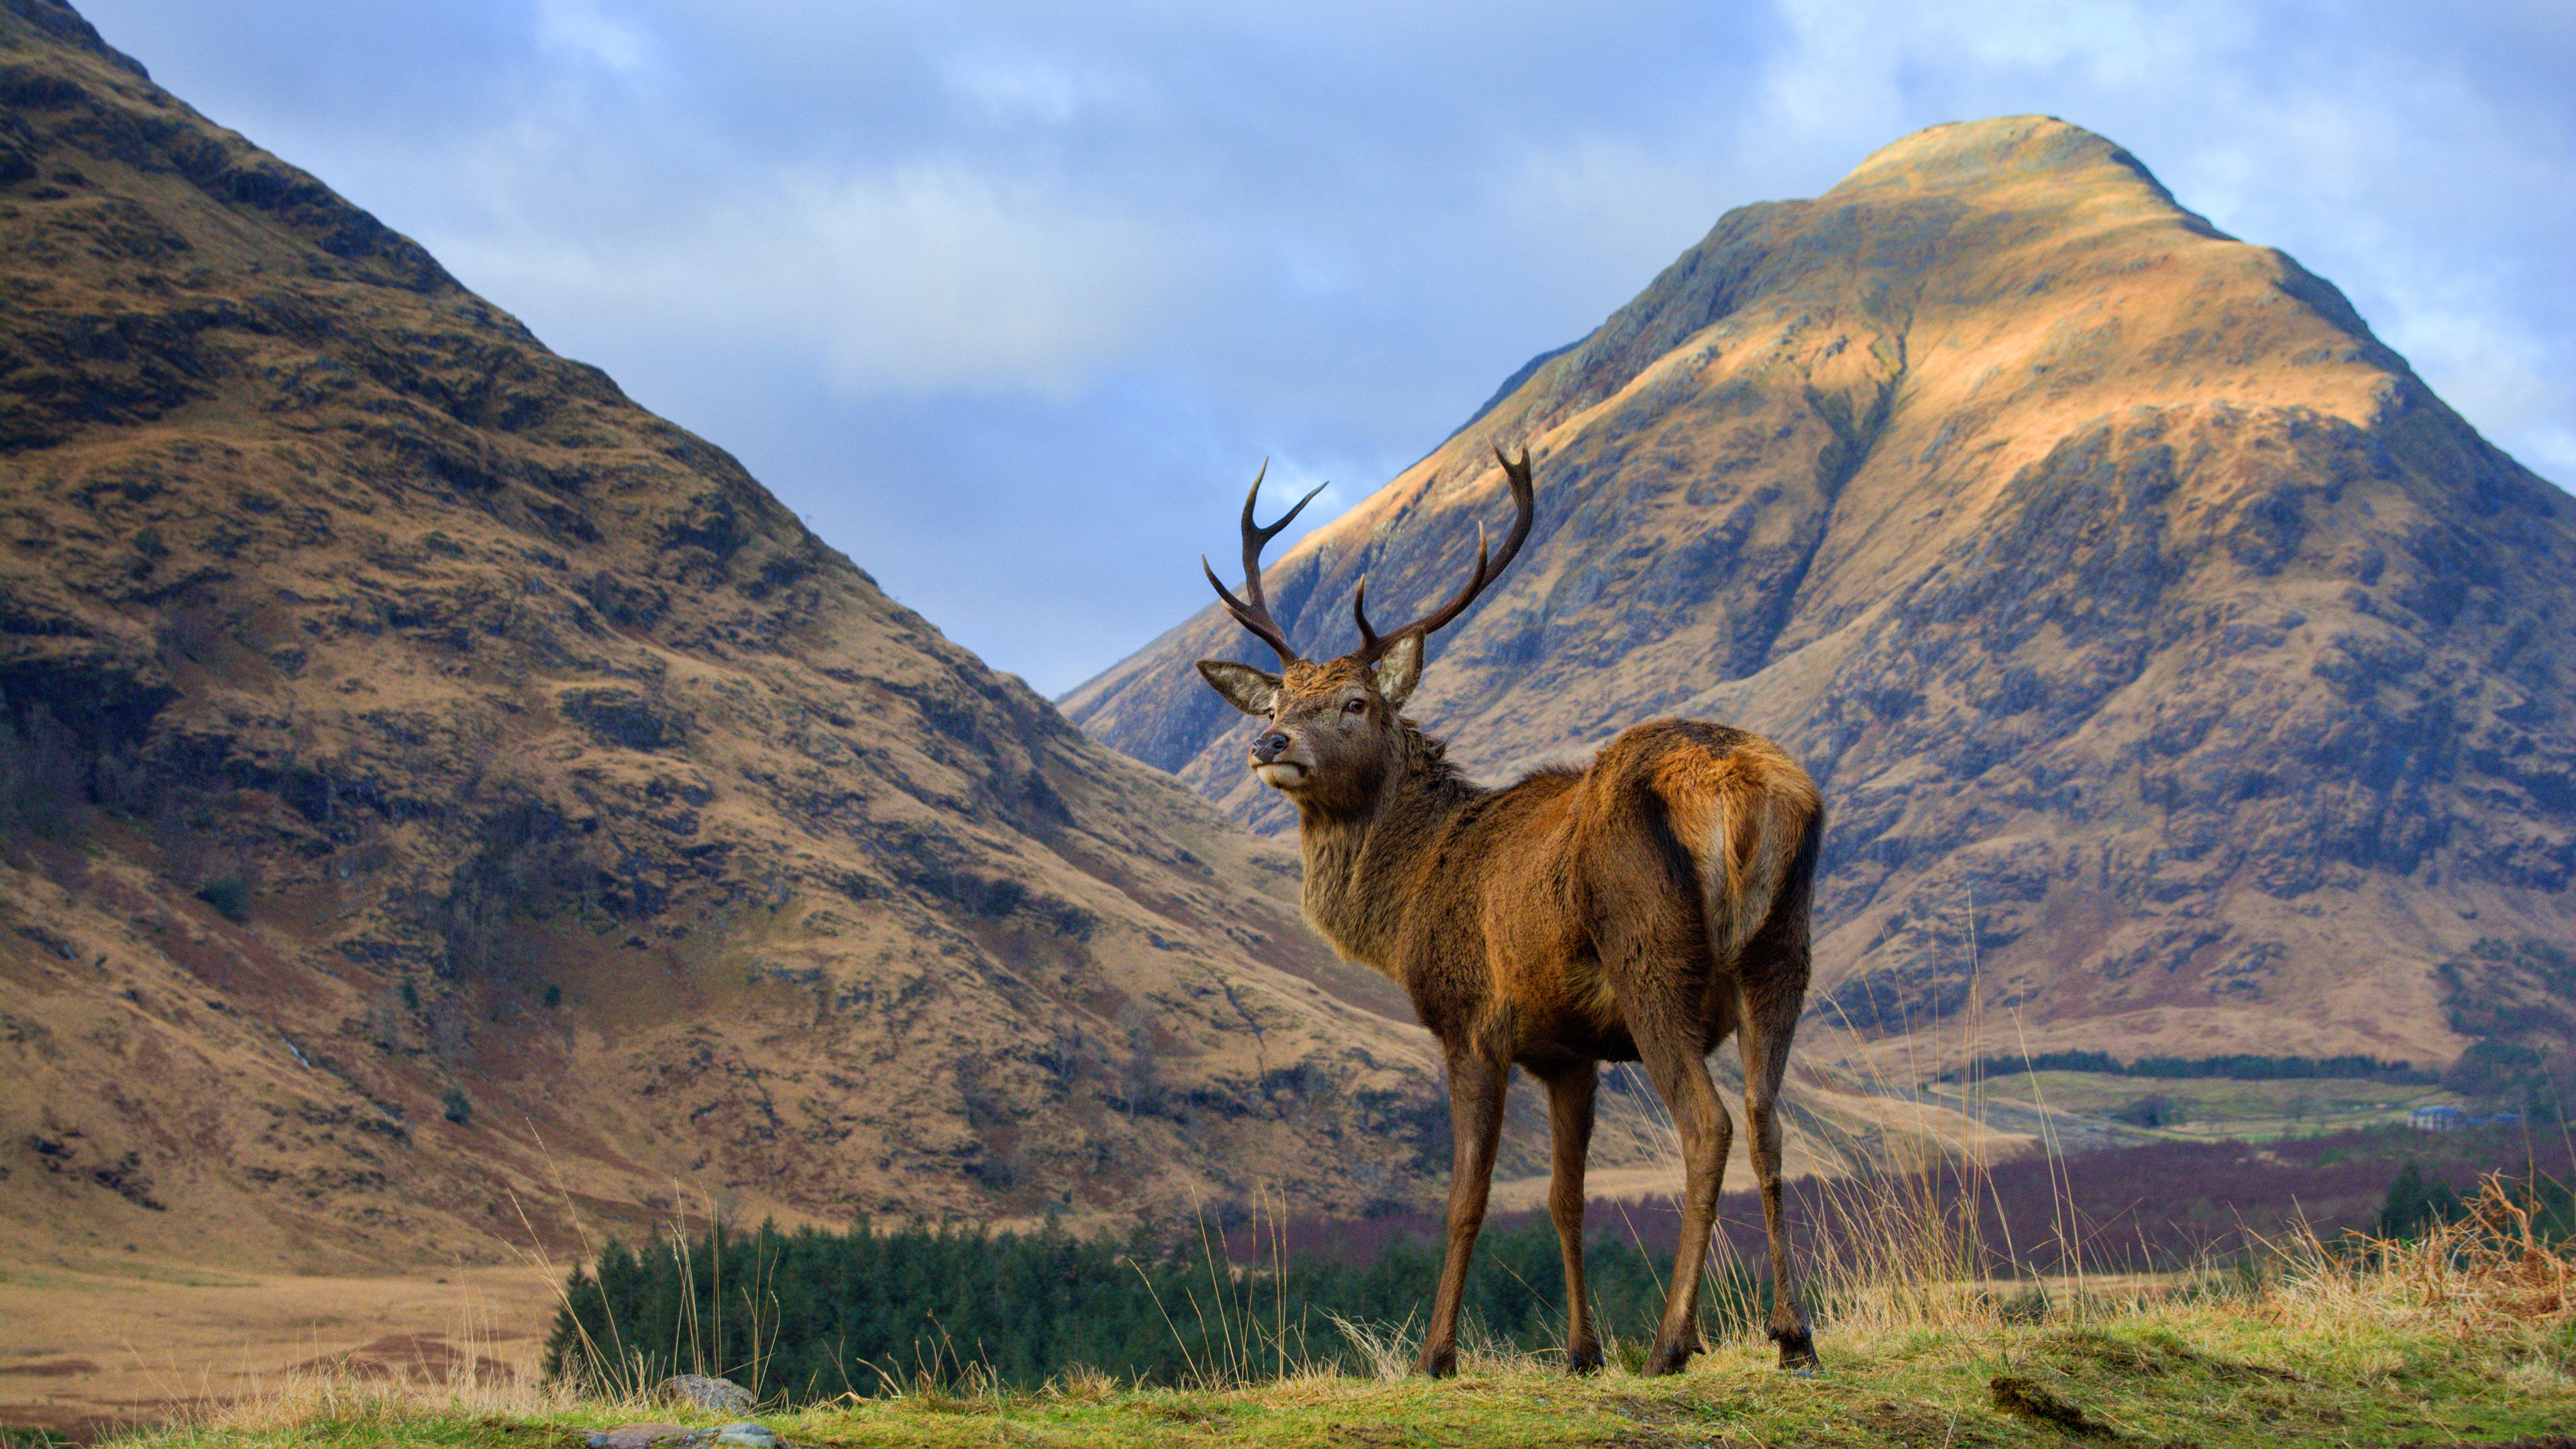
[1194,447,1534,810]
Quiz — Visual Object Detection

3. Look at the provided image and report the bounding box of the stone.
[659,1375,755,1414]
[584,1424,692,1449]
[710,1425,781,1449]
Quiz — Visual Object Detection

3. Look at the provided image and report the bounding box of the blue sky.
[74,0,2575,696]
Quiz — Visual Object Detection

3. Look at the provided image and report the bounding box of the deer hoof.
[1642,1339,1699,1377]
[1417,1342,1458,1379]
[1566,1340,1604,1375]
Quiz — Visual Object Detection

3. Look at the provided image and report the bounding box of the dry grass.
[2275,1174,2575,1339]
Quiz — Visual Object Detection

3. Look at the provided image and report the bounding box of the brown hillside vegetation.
[0,0,2025,1287]
[0,0,1473,1267]
[1067,115,2576,1074]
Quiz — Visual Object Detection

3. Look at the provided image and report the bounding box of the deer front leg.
[1540,1063,1603,1373]
[1418,1046,1509,1378]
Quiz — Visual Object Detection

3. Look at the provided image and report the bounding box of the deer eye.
[1343,698,1367,714]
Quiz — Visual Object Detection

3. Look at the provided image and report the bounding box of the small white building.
[2410,1105,2467,1132]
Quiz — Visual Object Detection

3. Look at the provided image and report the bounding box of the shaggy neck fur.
[1293,715,1480,976]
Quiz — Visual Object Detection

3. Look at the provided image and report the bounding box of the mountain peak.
[1832,115,2127,189]
[1071,119,2575,1073]
[1825,114,2216,237]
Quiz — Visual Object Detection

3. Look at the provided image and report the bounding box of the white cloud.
[940,52,1130,127]
[439,162,1197,394]
[536,0,653,74]
[64,0,2576,690]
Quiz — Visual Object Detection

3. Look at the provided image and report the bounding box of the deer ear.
[1371,633,1424,707]
[1196,660,1281,716]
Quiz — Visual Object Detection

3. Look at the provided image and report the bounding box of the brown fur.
[1196,656,1825,1377]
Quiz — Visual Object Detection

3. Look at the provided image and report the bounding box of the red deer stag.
[1192,447,1823,1377]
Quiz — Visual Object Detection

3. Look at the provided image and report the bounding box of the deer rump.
[1397,719,1823,1072]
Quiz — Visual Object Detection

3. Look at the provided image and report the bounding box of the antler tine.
[1205,461,1326,666]
[1202,557,1298,665]
[1238,462,1328,623]
[1352,444,1536,662]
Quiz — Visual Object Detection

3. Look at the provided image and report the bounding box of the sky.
[72,0,2576,696]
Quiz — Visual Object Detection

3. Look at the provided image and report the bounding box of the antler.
[1352,445,1536,663]
[1202,460,1327,667]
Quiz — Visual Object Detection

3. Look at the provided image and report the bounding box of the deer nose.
[1253,733,1291,763]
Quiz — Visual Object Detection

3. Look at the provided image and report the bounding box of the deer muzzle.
[1250,731,1309,789]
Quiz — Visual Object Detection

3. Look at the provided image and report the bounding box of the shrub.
[2108,1094,2186,1128]
[2375,1161,2463,1239]
[196,876,250,923]
[442,1087,472,1125]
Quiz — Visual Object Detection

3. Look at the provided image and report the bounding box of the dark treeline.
[1933,1051,2436,1084]
[543,1216,1740,1401]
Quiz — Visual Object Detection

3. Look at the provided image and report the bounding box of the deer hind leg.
[1738,963,1817,1367]
[1629,1004,1735,1376]
[1538,1063,1603,1374]
[1418,1044,1509,1378]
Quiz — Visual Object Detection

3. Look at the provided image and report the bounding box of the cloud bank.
[78,0,2575,693]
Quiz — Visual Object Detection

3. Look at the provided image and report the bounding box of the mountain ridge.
[0,1,1465,1268]
[1065,115,2575,1072]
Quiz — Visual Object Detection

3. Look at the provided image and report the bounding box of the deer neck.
[1289,739,1479,979]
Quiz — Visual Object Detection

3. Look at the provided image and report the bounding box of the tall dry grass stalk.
[1584,881,2186,1351]
[1324,1311,1543,1381]
[500,1121,800,1403]
[1120,1189,1337,1391]
[154,1299,605,1438]
[2273,1175,2574,1340]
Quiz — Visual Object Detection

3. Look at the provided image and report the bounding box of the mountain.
[1065,116,2576,1073]
[0,0,1470,1268]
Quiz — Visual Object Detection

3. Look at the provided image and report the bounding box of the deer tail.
[1703,751,1822,969]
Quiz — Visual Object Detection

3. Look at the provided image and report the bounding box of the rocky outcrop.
[0,1,1457,1265]
[1066,117,2576,1070]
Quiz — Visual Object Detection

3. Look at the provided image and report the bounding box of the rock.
[584,1424,692,1449]
[659,1375,754,1414]
[580,1420,780,1449]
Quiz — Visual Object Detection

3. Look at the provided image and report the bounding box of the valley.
[2,0,2570,1438]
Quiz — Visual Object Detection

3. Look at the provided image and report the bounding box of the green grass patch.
[91,1299,2576,1448]
[1969,1069,2460,1136]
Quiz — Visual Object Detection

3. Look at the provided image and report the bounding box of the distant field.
[1929,1070,2478,1141]
[0,1260,557,1442]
